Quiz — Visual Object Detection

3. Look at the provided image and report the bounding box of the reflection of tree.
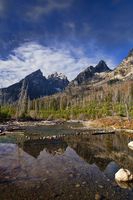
[20,139,68,158]
[66,134,133,173]
[104,135,113,153]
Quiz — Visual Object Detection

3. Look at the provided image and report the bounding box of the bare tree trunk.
[125,103,130,121]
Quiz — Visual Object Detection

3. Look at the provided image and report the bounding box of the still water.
[0,123,133,200]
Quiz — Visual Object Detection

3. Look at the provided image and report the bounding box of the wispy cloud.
[26,0,73,20]
[0,0,3,11]
[0,42,116,88]
[0,0,7,17]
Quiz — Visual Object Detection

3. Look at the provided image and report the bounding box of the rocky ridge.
[0,70,69,104]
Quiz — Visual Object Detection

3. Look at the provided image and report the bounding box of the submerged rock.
[128,141,133,150]
[115,168,133,182]
[75,184,80,188]
[95,193,103,200]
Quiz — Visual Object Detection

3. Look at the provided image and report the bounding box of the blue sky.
[0,0,133,87]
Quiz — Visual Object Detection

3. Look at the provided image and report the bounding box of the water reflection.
[66,133,133,174]
[104,161,120,179]
[21,139,68,158]
[0,126,133,200]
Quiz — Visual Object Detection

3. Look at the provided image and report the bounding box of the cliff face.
[70,60,111,86]
[110,49,133,80]
[0,70,69,104]
[48,72,69,92]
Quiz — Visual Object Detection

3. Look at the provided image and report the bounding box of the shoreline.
[82,117,133,134]
[1,117,133,135]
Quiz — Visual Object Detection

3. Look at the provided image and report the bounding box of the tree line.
[0,80,133,121]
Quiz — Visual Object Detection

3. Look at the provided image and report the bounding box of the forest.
[1,80,133,122]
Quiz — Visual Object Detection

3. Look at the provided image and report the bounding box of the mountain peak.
[85,66,94,72]
[25,69,45,81]
[0,69,69,104]
[48,72,69,91]
[48,72,68,80]
[70,65,95,86]
[98,60,106,65]
[95,60,111,73]
[70,61,111,86]
[29,69,43,76]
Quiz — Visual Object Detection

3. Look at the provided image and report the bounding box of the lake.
[0,122,133,200]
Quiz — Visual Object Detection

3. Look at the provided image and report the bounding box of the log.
[92,130,115,135]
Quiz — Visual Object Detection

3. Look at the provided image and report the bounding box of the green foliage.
[1,81,133,121]
[113,104,126,117]
[0,105,15,121]
[1,100,131,121]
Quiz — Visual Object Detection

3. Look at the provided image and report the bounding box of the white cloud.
[0,42,116,88]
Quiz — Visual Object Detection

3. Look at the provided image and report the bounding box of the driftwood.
[0,125,25,135]
[92,130,115,135]
[6,126,25,132]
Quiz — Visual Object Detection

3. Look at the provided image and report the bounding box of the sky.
[0,0,133,87]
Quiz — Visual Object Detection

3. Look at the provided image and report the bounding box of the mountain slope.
[70,60,111,86]
[1,48,133,106]
[0,70,69,104]
[48,72,69,92]
[110,49,133,80]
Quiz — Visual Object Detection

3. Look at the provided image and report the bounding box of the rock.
[52,135,57,139]
[69,174,73,178]
[98,185,104,189]
[128,141,133,150]
[0,127,5,133]
[116,180,133,189]
[95,193,102,200]
[82,181,86,185]
[70,60,111,86]
[75,184,80,188]
[115,168,133,182]
[43,178,48,182]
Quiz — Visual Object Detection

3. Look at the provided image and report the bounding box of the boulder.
[115,168,133,182]
[128,141,133,150]
[116,180,133,189]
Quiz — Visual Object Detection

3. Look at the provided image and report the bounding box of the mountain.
[1,49,133,106]
[95,60,111,73]
[0,70,69,104]
[48,72,69,92]
[71,66,95,86]
[70,60,111,86]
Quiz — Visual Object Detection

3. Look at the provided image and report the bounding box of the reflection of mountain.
[65,133,133,173]
[0,142,133,199]
[69,142,112,171]
[21,139,68,158]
